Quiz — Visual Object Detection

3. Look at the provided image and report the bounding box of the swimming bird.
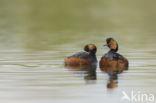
[64,44,97,66]
[99,38,128,72]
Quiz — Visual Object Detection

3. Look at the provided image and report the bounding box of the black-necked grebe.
[99,38,128,71]
[64,44,97,65]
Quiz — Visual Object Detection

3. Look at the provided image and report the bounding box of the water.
[0,0,156,103]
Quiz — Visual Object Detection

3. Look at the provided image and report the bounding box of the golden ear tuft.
[88,45,95,51]
[110,40,117,49]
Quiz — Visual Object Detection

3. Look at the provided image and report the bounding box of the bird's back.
[65,51,97,65]
[67,51,90,59]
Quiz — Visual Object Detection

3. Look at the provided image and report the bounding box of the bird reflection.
[107,73,118,88]
[100,65,128,89]
[65,64,97,84]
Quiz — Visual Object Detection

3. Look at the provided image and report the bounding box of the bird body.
[65,44,97,66]
[100,38,128,72]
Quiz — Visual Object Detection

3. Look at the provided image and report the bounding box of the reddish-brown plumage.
[64,44,97,66]
[99,57,128,73]
[107,81,117,89]
[65,65,91,71]
[65,58,91,65]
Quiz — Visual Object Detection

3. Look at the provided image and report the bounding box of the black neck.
[89,52,97,63]
[89,52,96,56]
[110,49,118,52]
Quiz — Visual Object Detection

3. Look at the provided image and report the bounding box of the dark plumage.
[64,44,97,65]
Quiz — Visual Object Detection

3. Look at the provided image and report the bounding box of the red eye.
[108,42,111,45]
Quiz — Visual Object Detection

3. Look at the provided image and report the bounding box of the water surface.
[0,0,156,103]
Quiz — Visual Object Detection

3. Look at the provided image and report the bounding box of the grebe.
[65,44,97,65]
[99,38,128,71]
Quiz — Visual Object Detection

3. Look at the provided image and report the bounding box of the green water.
[0,0,156,103]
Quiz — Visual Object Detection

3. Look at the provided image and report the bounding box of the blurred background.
[0,0,155,103]
[0,0,156,50]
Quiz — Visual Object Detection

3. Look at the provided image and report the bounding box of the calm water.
[0,0,156,103]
